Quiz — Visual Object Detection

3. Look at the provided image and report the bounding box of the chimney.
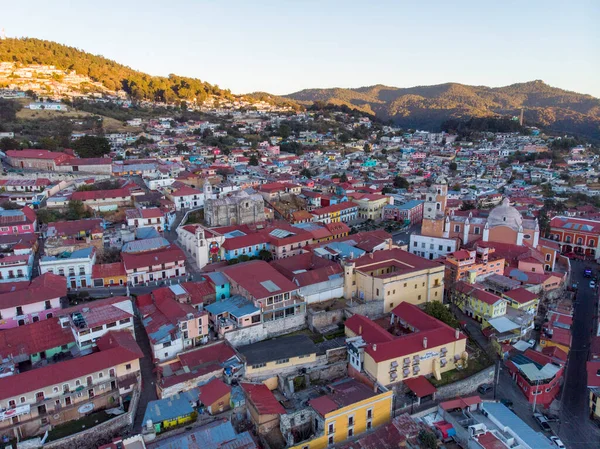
[359,325,363,335]
[369,252,374,259]
[423,337,428,349]
[455,328,460,339]
[373,344,377,352]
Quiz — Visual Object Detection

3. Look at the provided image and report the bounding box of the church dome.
[487,198,523,231]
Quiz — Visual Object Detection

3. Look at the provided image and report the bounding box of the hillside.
[0,37,235,103]
[286,81,600,140]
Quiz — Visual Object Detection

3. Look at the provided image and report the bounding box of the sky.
[3,0,599,97]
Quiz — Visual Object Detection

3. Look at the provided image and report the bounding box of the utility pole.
[493,360,500,400]
[532,379,540,413]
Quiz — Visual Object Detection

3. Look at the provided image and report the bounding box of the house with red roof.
[345,302,467,385]
[5,149,73,171]
[550,215,600,259]
[0,272,66,329]
[125,207,166,232]
[0,330,142,439]
[136,285,208,363]
[198,378,231,415]
[310,201,359,224]
[71,187,133,211]
[241,382,286,435]
[122,244,186,286]
[453,280,507,325]
[0,206,37,236]
[167,185,207,211]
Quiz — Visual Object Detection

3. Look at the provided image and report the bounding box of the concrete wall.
[307,300,384,333]
[436,365,495,400]
[345,300,385,320]
[224,324,269,347]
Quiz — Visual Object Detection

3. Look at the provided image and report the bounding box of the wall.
[224,323,269,347]
[224,311,306,347]
[307,309,345,333]
[435,365,495,401]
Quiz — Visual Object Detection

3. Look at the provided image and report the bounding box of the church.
[204,188,266,227]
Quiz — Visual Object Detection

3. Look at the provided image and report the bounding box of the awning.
[404,376,437,398]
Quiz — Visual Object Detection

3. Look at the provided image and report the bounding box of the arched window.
[546,254,551,261]
[436,204,441,210]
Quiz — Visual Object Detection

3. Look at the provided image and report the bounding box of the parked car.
[584,267,593,278]
[534,412,552,431]
[549,436,566,448]
[477,383,493,395]
[590,280,596,289]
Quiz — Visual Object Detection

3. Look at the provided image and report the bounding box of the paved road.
[558,260,600,448]
[392,224,419,245]
[132,314,158,431]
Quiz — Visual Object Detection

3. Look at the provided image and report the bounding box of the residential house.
[549,216,600,258]
[241,383,286,435]
[39,246,96,289]
[310,202,359,224]
[142,389,198,434]
[92,262,127,287]
[347,193,391,220]
[0,207,37,236]
[453,280,507,325]
[198,378,231,415]
[5,149,72,171]
[382,200,424,225]
[125,207,165,232]
[205,295,261,337]
[70,188,133,212]
[122,244,186,286]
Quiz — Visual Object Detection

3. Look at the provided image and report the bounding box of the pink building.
[0,273,66,329]
[0,207,37,236]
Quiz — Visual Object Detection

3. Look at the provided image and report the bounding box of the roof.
[550,216,600,234]
[46,218,103,237]
[311,201,358,216]
[92,262,126,279]
[353,248,442,275]
[237,334,318,365]
[0,331,142,401]
[125,207,163,220]
[205,295,260,317]
[170,186,202,197]
[345,314,394,344]
[198,378,231,406]
[71,188,131,202]
[0,317,75,359]
[587,361,600,387]
[456,281,505,306]
[0,272,66,310]
[241,383,285,415]
[403,376,437,398]
[439,396,482,410]
[146,420,257,449]
[63,296,134,329]
[143,390,196,424]
[309,378,379,417]
[220,260,298,299]
[503,288,538,304]
[6,149,69,161]
[122,244,185,270]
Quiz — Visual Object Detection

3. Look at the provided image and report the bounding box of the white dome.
[487,198,523,231]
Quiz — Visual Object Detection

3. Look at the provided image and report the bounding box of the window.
[276,358,290,365]
[52,387,59,393]
[348,428,354,437]
[474,227,480,235]
[92,326,103,333]
[16,306,23,316]
[20,396,26,404]
[418,295,422,300]
[376,289,379,296]
[454,225,460,232]
[125,364,132,370]
[119,318,130,325]
[8,400,16,408]
[252,363,266,369]
[367,408,373,419]
[328,436,334,446]
[367,421,372,430]
[328,423,334,434]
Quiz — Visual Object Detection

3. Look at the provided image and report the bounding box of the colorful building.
[549,216,600,258]
[454,281,507,325]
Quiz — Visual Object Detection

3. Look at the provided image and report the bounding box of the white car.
[550,436,565,448]
[590,281,596,289]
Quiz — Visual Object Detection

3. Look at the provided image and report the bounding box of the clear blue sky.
[3,0,599,96]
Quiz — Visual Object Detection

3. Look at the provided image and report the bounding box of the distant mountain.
[286,81,600,140]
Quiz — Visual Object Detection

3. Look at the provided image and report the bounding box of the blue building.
[39,247,96,289]
[205,271,231,300]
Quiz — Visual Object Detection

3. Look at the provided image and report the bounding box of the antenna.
[519,108,524,127]
[0,29,6,40]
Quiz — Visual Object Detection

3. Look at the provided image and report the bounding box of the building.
[221,260,306,323]
[348,193,391,220]
[442,247,506,284]
[382,200,424,225]
[204,189,266,227]
[167,183,212,211]
[0,273,66,329]
[345,302,467,385]
[453,281,507,325]
[549,216,600,258]
[0,331,142,440]
[285,378,394,449]
[5,149,72,171]
[143,389,199,434]
[205,295,261,337]
[137,286,209,362]
[0,253,34,284]
[342,248,445,312]
[310,202,358,224]
[125,207,165,232]
[39,246,96,289]
[409,234,459,260]
[237,334,319,381]
[505,349,564,407]
[70,188,133,211]
[198,378,232,415]
[176,224,226,270]
[92,262,127,287]
[0,207,37,236]
[145,420,257,449]
[122,244,186,286]
[241,382,286,435]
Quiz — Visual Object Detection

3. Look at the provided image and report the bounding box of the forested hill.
[0,37,233,103]
[286,81,600,140]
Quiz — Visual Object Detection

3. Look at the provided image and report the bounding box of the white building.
[125,207,166,232]
[39,247,96,289]
[409,234,458,260]
[177,224,226,270]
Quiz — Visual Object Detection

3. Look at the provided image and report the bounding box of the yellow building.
[502,288,539,314]
[345,303,467,385]
[453,281,507,326]
[349,194,391,221]
[343,248,445,312]
[238,335,318,381]
[287,378,393,449]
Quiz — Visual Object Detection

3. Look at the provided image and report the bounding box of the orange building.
[443,247,505,283]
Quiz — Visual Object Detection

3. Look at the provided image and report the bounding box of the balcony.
[261,295,305,312]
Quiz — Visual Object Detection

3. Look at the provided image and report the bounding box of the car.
[550,436,566,448]
[500,398,513,409]
[477,383,493,395]
[534,412,552,431]
[584,267,593,277]
[591,281,596,289]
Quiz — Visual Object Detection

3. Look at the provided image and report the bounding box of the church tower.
[203,179,215,201]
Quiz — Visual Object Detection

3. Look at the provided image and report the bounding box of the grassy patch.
[185,209,205,225]
[47,411,112,441]
[308,298,348,312]
[429,352,494,387]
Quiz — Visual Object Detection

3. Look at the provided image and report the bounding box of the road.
[557,260,600,448]
[392,224,420,245]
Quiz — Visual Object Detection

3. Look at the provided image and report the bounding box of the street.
[556,260,600,448]
[392,224,419,245]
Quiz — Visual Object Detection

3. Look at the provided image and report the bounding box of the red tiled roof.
[198,378,231,406]
[503,288,538,304]
[258,183,286,193]
[6,150,71,161]
[181,281,215,304]
[345,314,394,344]
[221,232,268,251]
[47,218,103,237]
[455,281,504,306]
[220,260,297,299]
[122,244,185,271]
[309,395,338,416]
[440,396,482,410]
[587,361,600,388]
[309,378,377,417]
[0,331,142,401]
[550,216,600,234]
[71,188,132,202]
[311,201,358,216]
[541,345,568,363]
[0,317,75,358]
[354,248,441,273]
[170,186,202,197]
[92,262,126,279]
[403,376,437,398]
[241,383,286,415]
[0,272,66,310]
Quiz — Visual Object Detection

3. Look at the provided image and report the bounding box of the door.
[65,397,71,406]
[71,280,76,289]
[81,279,87,288]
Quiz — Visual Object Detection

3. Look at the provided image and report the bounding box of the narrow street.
[557,260,600,447]
[132,314,158,432]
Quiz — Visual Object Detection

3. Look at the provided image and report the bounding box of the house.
[221,260,306,323]
[143,389,199,434]
[92,262,127,287]
[0,207,37,236]
[285,378,394,449]
[0,253,34,284]
[198,378,231,415]
[342,248,445,312]
[144,420,257,449]
[241,382,286,435]
[125,207,165,232]
[382,200,424,225]
[70,188,133,211]
[442,247,506,283]
[453,280,507,325]
[167,185,207,211]
[39,246,96,289]
[237,335,319,381]
[122,244,186,286]
[5,149,72,171]
[0,273,66,329]
[205,295,261,337]
[540,308,572,354]
[136,286,208,362]
[549,216,600,259]
[310,202,359,224]
[345,302,468,385]
[0,331,142,439]
[347,193,391,220]
[156,341,240,398]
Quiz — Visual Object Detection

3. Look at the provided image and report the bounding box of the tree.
[449,162,458,171]
[418,429,438,449]
[422,301,459,328]
[258,250,273,262]
[382,186,394,194]
[340,173,348,183]
[66,200,91,220]
[300,168,312,178]
[393,176,409,189]
[460,201,476,211]
[248,154,259,166]
[0,137,19,151]
[71,136,111,158]
[0,201,21,210]
[175,143,188,154]
[363,143,372,153]
[278,124,291,139]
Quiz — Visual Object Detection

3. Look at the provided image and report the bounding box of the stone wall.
[345,300,385,320]
[436,365,495,400]
[307,360,347,383]
[223,313,306,347]
[224,324,269,347]
[307,308,344,332]
[263,313,307,338]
